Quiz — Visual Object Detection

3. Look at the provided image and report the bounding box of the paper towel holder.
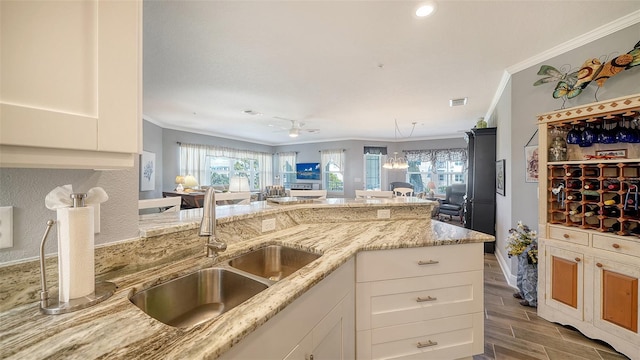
[38,219,116,315]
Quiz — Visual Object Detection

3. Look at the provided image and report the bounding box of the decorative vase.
[516,244,538,307]
[476,117,487,129]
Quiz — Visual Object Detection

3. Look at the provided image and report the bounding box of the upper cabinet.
[0,0,142,169]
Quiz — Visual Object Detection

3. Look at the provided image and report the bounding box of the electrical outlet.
[377,209,391,219]
[262,218,276,232]
[0,206,14,249]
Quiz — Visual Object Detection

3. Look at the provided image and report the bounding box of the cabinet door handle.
[612,243,620,249]
[418,260,439,265]
[417,340,438,348]
[306,355,314,360]
[416,296,437,302]
[596,263,603,268]
[574,257,581,262]
[563,234,570,239]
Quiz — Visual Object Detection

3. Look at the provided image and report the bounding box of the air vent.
[242,110,262,116]
[449,97,468,107]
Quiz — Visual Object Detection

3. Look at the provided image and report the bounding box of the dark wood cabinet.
[465,127,496,253]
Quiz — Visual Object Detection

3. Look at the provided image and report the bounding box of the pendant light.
[383,119,411,170]
[383,152,408,169]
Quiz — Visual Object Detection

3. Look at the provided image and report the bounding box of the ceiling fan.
[272,117,320,138]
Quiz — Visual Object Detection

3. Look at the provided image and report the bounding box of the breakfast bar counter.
[0,198,493,359]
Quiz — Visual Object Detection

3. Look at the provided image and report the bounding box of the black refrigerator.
[464,127,497,253]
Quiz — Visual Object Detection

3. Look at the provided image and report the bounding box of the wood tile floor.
[474,254,629,360]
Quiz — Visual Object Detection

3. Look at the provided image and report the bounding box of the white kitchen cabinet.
[0,0,141,169]
[220,258,355,360]
[541,241,586,322]
[356,243,484,360]
[536,94,640,360]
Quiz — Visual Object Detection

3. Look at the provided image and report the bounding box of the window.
[406,160,433,193]
[276,152,297,189]
[179,143,273,191]
[364,154,382,190]
[435,160,465,193]
[205,157,259,190]
[405,148,467,195]
[321,149,344,194]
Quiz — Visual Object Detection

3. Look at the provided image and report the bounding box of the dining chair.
[138,197,182,213]
[393,187,414,197]
[355,190,394,198]
[289,190,327,199]
[215,191,251,205]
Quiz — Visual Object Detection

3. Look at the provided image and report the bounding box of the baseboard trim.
[495,250,517,289]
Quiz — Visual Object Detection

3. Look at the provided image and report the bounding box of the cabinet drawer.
[548,225,589,246]
[366,312,483,360]
[356,243,482,282]
[593,234,640,259]
[356,271,483,330]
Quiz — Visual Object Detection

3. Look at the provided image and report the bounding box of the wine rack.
[547,162,639,235]
[537,93,640,360]
[539,94,640,238]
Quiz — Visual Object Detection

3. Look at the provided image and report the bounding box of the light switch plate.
[0,206,14,249]
[377,209,391,219]
[262,218,276,232]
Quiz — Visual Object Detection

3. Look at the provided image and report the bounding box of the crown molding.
[507,10,640,75]
[485,10,640,122]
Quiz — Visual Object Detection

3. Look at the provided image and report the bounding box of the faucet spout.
[199,187,227,258]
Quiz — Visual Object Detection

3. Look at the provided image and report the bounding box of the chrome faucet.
[199,187,227,258]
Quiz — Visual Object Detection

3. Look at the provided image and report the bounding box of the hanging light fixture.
[383,119,411,170]
[383,152,408,169]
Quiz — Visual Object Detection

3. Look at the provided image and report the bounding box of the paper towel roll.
[57,207,95,302]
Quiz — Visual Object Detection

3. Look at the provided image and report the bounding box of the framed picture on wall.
[496,159,505,196]
[140,151,156,191]
[524,145,539,183]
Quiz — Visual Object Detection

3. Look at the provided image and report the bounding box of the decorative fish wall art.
[533,40,640,106]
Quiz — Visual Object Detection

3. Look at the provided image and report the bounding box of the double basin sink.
[130,245,321,328]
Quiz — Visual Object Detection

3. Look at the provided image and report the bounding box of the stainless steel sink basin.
[130,267,269,328]
[228,245,321,281]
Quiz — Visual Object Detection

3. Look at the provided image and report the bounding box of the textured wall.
[140,120,164,200]
[0,167,140,264]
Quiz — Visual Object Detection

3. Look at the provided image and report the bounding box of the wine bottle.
[600,206,620,217]
[566,180,581,189]
[569,205,583,216]
[565,169,581,177]
[607,222,621,233]
[584,204,599,217]
[583,193,599,202]
[583,180,600,190]
[603,179,620,190]
[603,194,620,206]
[566,193,582,201]
[624,185,638,218]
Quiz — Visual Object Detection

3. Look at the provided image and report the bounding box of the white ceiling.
[142,1,640,146]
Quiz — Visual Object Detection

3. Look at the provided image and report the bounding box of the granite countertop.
[1,201,493,359]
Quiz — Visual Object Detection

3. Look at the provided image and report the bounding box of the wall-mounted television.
[296,162,321,180]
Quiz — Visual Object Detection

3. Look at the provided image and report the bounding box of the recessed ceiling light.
[416,2,437,17]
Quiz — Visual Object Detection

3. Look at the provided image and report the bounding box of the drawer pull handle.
[418,260,439,265]
[417,340,438,348]
[575,257,581,262]
[596,263,603,268]
[563,234,570,239]
[416,296,437,302]
[612,243,620,249]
